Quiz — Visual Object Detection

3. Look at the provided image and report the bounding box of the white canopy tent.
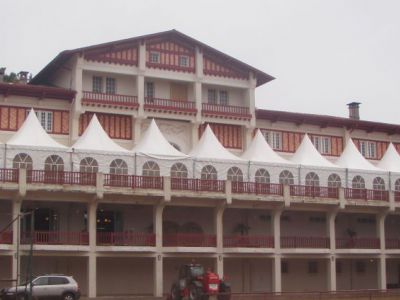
[377,143,400,190]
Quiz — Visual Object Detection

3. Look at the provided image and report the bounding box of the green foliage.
[3,72,18,83]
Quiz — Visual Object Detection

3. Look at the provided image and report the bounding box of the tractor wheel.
[188,285,203,300]
[217,286,231,300]
[170,284,182,300]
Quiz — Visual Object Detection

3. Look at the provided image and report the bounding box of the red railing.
[97,232,155,246]
[144,97,196,113]
[231,182,283,196]
[82,91,138,108]
[290,185,339,199]
[385,239,400,249]
[0,231,12,244]
[27,170,96,186]
[163,233,216,247]
[0,168,19,183]
[281,236,330,248]
[104,174,163,189]
[21,231,89,245]
[223,235,274,248]
[336,238,380,249]
[202,103,251,119]
[344,188,389,201]
[171,178,225,193]
[395,191,400,202]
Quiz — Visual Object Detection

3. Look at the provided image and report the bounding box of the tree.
[3,72,18,83]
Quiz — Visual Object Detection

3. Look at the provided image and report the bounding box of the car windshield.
[190,266,204,277]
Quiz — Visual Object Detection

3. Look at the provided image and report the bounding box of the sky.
[2,0,400,124]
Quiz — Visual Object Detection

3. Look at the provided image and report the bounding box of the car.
[0,275,80,300]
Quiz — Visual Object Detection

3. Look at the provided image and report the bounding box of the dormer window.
[150,51,160,63]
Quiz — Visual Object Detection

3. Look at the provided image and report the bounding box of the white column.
[11,199,21,283]
[191,121,200,149]
[136,75,145,117]
[193,82,202,123]
[377,213,387,290]
[378,255,387,290]
[214,205,225,278]
[247,72,257,127]
[153,255,163,297]
[70,55,84,144]
[377,213,386,251]
[138,42,146,71]
[327,211,337,251]
[153,205,164,250]
[215,256,224,279]
[327,256,337,291]
[87,255,97,298]
[273,210,282,251]
[87,200,97,298]
[272,255,282,293]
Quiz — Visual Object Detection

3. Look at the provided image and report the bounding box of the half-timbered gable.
[203,51,249,80]
[84,44,139,66]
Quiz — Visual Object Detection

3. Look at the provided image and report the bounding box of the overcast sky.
[2,0,399,124]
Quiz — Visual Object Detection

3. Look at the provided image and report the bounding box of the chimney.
[0,67,5,82]
[18,71,29,84]
[347,102,361,120]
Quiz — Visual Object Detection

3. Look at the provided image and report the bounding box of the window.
[373,177,385,190]
[227,167,243,182]
[219,91,228,106]
[171,163,188,178]
[305,172,320,186]
[142,161,160,177]
[13,153,33,169]
[33,110,53,132]
[150,51,160,63]
[395,179,400,192]
[352,175,365,189]
[313,136,331,155]
[92,76,103,93]
[308,261,318,274]
[145,82,154,99]
[255,169,270,184]
[49,277,69,285]
[359,141,377,159]
[44,155,64,172]
[271,132,282,150]
[179,55,189,67]
[80,157,98,173]
[105,77,116,94]
[201,165,217,180]
[368,142,377,159]
[33,277,49,286]
[207,89,217,104]
[328,173,341,188]
[279,170,294,185]
[261,131,270,144]
[281,261,288,274]
[110,159,128,175]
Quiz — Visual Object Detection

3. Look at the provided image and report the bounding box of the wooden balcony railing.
[27,170,96,186]
[171,178,226,193]
[344,188,389,201]
[290,185,339,199]
[144,97,196,113]
[202,103,251,119]
[386,239,400,249]
[97,232,155,246]
[82,91,138,108]
[104,174,163,190]
[223,235,274,248]
[395,191,400,202]
[163,233,216,247]
[21,231,89,245]
[336,238,380,249]
[0,168,19,183]
[0,231,13,244]
[231,182,283,196]
[281,236,330,248]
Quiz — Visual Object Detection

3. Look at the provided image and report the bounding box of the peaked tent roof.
[290,134,337,168]
[7,109,66,149]
[71,114,129,153]
[335,139,381,171]
[241,130,291,164]
[377,143,400,173]
[189,125,242,161]
[132,119,187,158]
[31,30,274,87]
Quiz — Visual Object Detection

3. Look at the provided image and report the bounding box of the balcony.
[0,231,12,244]
[281,236,330,248]
[97,232,155,246]
[231,182,283,196]
[27,170,96,186]
[0,168,19,183]
[104,174,163,190]
[163,233,216,247]
[223,235,274,248]
[171,178,225,193]
[21,231,88,245]
[144,97,197,115]
[344,188,389,201]
[82,91,138,109]
[336,238,380,249]
[290,185,339,199]
[201,103,251,120]
[395,191,400,202]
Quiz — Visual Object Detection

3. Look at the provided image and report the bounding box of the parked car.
[0,275,80,300]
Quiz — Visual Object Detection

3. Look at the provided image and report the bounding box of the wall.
[336,259,378,290]
[82,71,137,96]
[336,213,377,238]
[223,209,273,236]
[202,84,246,107]
[281,211,327,237]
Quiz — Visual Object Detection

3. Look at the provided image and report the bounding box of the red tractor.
[168,263,231,300]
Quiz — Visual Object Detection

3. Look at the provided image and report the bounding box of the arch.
[305,172,320,187]
[181,222,204,234]
[255,168,270,184]
[80,157,98,173]
[352,175,365,189]
[110,159,128,175]
[279,170,294,185]
[44,155,64,172]
[142,161,160,177]
[170,163,188,178]
[328,173,341,188]
[13,153,33,169]
[201,165,217,180]
[395,179,400,192]
[227,167,243,182]
[373,177,385,190]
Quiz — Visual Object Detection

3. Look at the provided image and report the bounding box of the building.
[1,29,400,297]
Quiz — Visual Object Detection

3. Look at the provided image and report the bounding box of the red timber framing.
[199,123,243,149]
[84,45,138,66]
[203,52,249,80]
[352,138,400,160]
[79,112,132,140]
[0,83,75,101]
[0,105,69,134]
[146,38,195,72]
